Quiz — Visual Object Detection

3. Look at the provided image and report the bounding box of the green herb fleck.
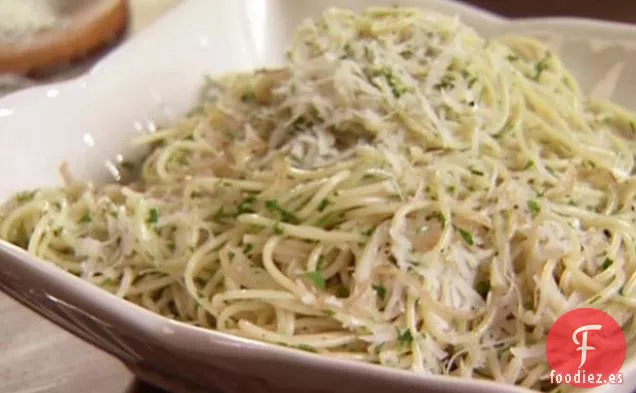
[589,295,601,304]
[16,191,36,203]
[433,212,447,229]
[212,206,229,222]
[619,286,625,296]
[475,281,490,299]
[469,168,484,176]
[396,329,414,347]
[314,213,333,228]
[146,208,159,225]
[273,222,284,235]
[242,243,254,255]
[229,251,236,262]
[317,199,331,212]
[629,120,635,133]
[235,195,257,216]
[304,271,326,290]
[101,279,114,286]
[52,227,63,236]
[323,310,336,317]
[523,161,534,170]
[434,74,455,91]
[265,200,300,224]
[507,54,519,62]
[601,257,613,271]
[497,346,510,358]
[80,213,92,224]
[456,227,474,246]
[378,67,407,98]
[372,284,387,300]
[533,53,550,81]
[364,45,373,61]
[527,200,541,216]
[296,344,317,353]
[341,43,354,59]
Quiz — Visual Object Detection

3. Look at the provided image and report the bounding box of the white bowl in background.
[1,1,635,392]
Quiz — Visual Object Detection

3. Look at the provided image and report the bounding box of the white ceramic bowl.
[1,1,635,392]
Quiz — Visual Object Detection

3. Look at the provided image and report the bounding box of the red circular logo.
[546,308,626,388]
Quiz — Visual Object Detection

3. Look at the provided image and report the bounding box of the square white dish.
[1,1,635,393]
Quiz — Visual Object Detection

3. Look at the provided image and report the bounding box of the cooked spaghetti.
[1,7,635,392]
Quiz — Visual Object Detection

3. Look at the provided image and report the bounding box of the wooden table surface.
[1,1,634,393]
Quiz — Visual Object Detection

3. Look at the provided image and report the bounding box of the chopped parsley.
[314,213,334,228]
[273,222,284,235]
[396,329,414,347]
[475,281,490,299]
[378,67,407,98]
[317,199,331,212]
[242,243,254,255]
[431,212,447,229]
[601,257,613,271]
[341,43,354,59]
[212,206,230,222]
[523,161,534,170]
[146,208,159,225]
[80,213,92,224]
[363,45,373,61]
[101,278,114,286]
[433,74,455,91]
[469,168,484,176]
[372,284,387,300]
[629,120,635,133]
[265,200,300,224]
[235,195,257,216]
[533,53,550,81]
[52,227,63,236]
[228,251,236,262]
[304,270,326,290]
[456,226,474,246]
[527,200,541,216]
[460,69,478,88]
[295,344,317,353]
[506,54,519,62]
[15,191,36,203]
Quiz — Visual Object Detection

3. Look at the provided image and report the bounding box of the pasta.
[1,7,636,392]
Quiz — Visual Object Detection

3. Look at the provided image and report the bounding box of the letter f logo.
[572,324,603,368]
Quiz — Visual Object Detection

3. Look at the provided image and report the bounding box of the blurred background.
[1,0,635,98]
[0,1,634,393]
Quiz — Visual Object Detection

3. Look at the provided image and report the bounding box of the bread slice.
[0,0,128,74]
